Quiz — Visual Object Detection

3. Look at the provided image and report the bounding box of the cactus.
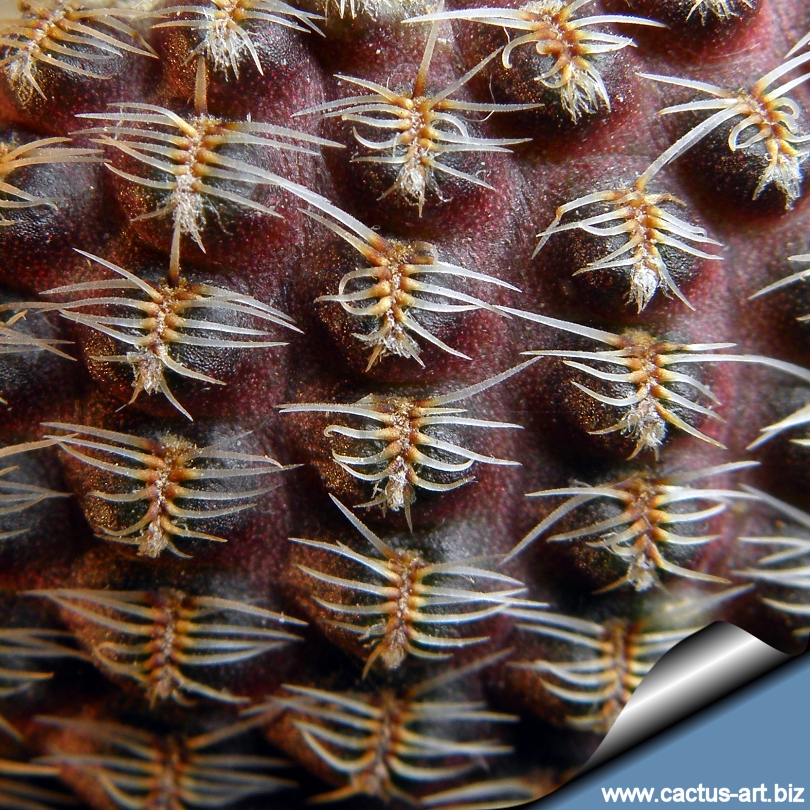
[0,0,809,807]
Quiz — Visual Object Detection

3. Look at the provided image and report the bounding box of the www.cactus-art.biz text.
[602,784,805,803]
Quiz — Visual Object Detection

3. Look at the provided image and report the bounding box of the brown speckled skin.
[2,0,810,807]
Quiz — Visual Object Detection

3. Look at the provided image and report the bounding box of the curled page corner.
[578,622,796,774]
[513,618,808,810]
[523,622,809,808]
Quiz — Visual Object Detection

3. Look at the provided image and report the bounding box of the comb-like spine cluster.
[292,495,525,674]
[259,657,518,804]
[44,423,291,557]
[411,0,664,123]
[147,0,323,78]
[41,250,299,418]
[280,362,531,525]
[0,0,154,101]
[303,204,516,368]
[38,717,297,810]
[507,461,757,592]
[33,588,306,704]
[299,16,531,213]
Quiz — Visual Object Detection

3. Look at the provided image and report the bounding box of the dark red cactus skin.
[2,0,810,808]
[0,127,107,294]
[621,0,764,48]
[290,226,519,383]
[0,37,158,135]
